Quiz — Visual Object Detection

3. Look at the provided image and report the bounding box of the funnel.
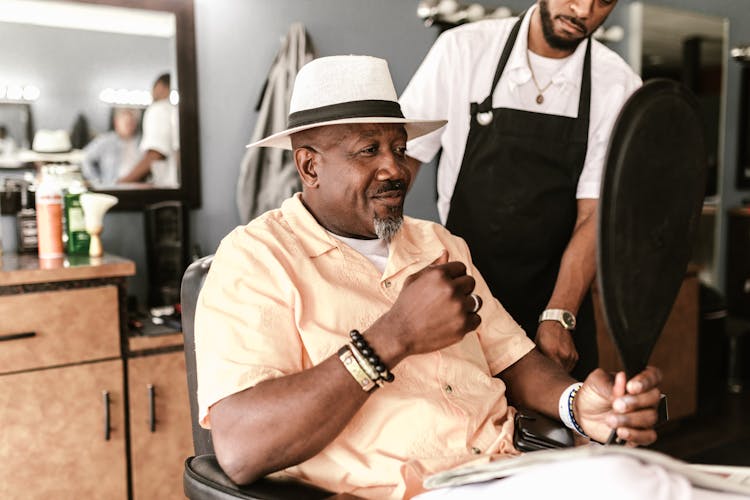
[80,193,118,257]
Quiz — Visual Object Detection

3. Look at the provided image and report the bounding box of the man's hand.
[535,321,578,372]
[369,251,482,365]
[574,367,662,446]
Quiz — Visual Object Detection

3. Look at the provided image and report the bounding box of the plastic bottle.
[63,181,90,255]
[35,167,64,259]
[16,180,38,254]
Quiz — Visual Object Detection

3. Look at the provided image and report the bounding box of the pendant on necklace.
[536,94,544,105]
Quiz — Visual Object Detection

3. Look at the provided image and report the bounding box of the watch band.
[538,308,576,330]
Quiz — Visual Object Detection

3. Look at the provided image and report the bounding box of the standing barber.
[400,0,640,379]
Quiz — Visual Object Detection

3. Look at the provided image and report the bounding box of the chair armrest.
[184,454,334,500]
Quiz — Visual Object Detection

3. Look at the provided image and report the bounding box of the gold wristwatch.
[538,309,576,330]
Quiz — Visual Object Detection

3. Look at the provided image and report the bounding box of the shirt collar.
[505,4,590,91]
[281,193,339,258]
[280,193,423,261]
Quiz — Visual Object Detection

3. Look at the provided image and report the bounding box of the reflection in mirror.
[630,2,727,287]
[633,2,726,199]
[0,0,178,190]
[0,0,200,210]
[0,102,33,163]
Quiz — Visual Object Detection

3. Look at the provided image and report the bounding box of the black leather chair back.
[180,255,335,499]
[181,255,216,456]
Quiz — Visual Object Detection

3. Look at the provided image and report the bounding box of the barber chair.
[181,255,334,499]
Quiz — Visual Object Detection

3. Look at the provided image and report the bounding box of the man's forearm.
[545,199,598,313]
[211,319,409,485]
[499,348,575,418]
[210,353,371,485]
[118,149,164,183]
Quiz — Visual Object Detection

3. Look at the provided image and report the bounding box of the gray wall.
[0,22,173,136]
[190,0,448,260]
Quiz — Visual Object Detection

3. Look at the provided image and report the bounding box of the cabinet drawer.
[0,286,121,373]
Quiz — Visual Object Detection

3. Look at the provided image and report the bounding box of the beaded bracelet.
[349,341,385,387]
[349,329,395,383]
[559,382,588,438]
[338,345,377,392]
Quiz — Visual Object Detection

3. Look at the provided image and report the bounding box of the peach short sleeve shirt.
[195,194,535,499]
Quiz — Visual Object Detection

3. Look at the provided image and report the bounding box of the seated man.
[195,55,665,499]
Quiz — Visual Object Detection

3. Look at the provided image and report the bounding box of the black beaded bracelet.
[349,329,395,383]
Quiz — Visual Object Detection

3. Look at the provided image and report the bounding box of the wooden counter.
[0,252,135,287]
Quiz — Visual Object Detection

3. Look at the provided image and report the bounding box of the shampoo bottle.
[36,167,64,259]
[63,181,90,255]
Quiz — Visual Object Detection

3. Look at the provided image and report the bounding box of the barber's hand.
[376,251,482,359]
[574,366,662,446]
[535,321,578,372]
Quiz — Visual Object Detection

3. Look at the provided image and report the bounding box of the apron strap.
[572,38,592,142]
[478,7,594,143]
[477,10,526,113]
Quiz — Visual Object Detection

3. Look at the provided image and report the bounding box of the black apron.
[445,14,597,380]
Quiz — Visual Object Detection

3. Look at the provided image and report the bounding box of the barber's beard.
[373,215,403,242]
[538,0,587,52]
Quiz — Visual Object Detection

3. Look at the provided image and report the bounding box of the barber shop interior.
[2,0,750,498]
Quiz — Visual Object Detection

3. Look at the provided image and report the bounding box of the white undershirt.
[525,50,568,107]
[328,232,390,274]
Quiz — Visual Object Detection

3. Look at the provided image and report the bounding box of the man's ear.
[294,147,319,188]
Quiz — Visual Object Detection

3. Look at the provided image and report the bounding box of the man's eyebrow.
[357,129,380,139]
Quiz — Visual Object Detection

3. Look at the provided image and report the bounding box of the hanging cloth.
[236,23,315,223]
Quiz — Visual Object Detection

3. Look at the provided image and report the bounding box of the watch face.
[562,311,576,328]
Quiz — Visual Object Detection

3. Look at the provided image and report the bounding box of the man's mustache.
[558,15,587,35]
[374,180,407,195]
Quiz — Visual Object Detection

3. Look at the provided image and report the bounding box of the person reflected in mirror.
[0,125,16,156]
[400,0,641,380]
[81,107,141,187]
[118,72,179,187]
[194,56,679,500]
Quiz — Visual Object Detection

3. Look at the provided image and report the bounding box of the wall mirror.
[628,2,728,286]
[0,0,200,210]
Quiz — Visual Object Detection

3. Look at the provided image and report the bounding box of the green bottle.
[63,183,90,255]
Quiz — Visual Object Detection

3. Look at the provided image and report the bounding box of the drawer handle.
[103,390,111,441]
[148,384,156,433]
[0,331,36,342]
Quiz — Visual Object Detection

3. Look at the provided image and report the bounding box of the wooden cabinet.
[128,348,193,499]
[0,360,128,499]
[1,254,194,499]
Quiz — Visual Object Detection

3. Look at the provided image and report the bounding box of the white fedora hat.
[247,55,446,149]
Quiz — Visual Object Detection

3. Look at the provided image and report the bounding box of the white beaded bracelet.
[558,382,587,437]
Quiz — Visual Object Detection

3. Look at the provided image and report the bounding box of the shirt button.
[444,384,453,394]
[384,280,392,288]
[471,447,482,455]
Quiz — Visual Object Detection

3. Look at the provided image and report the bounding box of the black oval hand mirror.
[597,79,707,380]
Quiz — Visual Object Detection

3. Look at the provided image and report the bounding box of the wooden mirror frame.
[68,0,201,210]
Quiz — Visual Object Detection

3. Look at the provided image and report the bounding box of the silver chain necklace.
[526,49,553,104]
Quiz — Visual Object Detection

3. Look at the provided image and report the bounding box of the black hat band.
[287,99,405,129]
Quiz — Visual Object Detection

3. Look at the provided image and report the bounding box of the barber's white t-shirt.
[400,5,641,223]
[140,99,180,187]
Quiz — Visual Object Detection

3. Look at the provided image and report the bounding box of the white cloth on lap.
[417,455,748,500]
